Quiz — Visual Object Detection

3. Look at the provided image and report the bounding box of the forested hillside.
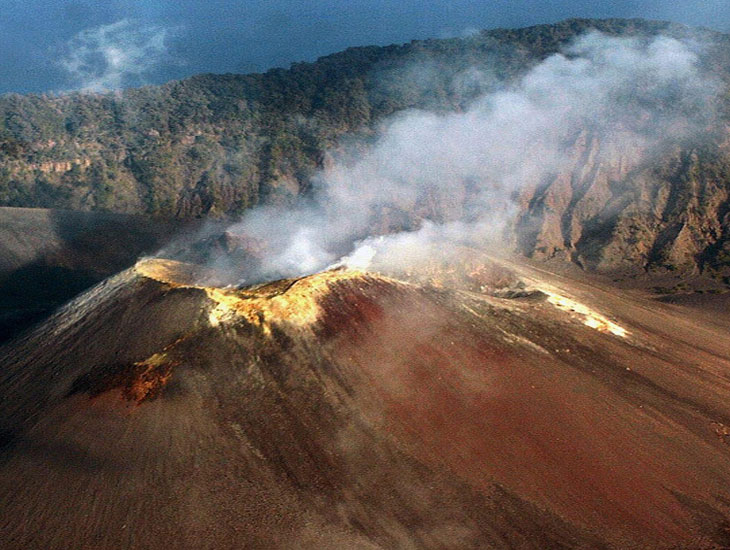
[1,18,730,276]
[0,18,720,216]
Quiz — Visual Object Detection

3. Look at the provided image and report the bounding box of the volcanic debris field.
[0,250,728,549]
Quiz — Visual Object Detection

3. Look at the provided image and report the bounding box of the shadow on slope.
[0,207,188,342]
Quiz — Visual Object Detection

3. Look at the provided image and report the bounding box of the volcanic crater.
[1,254,730,549]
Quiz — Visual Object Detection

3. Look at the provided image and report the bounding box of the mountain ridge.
[1,18,729,278]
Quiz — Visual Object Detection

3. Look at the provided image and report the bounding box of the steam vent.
[1,255,730,549]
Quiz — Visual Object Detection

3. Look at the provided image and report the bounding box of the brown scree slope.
[0,257,729,548]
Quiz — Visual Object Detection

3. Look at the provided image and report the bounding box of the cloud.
[59,19,174,92]
[198,31,719,283]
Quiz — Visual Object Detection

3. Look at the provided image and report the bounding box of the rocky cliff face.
[516,131,730,279]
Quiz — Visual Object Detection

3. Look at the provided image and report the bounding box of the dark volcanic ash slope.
[0,207,186,342]
[1,257,730,549]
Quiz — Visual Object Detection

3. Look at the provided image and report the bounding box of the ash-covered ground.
[1,246,729,549]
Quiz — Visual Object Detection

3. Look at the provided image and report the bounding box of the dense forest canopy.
[0,18,724,216]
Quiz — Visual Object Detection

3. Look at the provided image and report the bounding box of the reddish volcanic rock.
[0,258,729,549]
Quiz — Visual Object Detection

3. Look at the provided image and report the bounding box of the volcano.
[1,253,729,549]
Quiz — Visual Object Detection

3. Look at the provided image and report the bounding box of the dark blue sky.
[1,0,728,94]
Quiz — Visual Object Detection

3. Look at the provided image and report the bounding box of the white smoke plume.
[59,19,173,92]
[214,31,719,283]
